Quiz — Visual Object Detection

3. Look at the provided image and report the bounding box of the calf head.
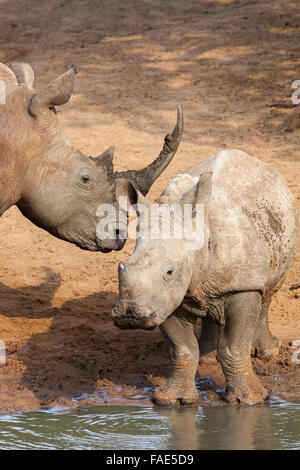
[0,63,183,252]
[112,172,213,329]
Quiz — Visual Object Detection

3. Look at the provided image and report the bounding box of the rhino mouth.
[112,310,157,330]
[97,237,126,253]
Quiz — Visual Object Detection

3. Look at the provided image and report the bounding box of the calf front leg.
[218,291,269,405]
[153,307,199,407]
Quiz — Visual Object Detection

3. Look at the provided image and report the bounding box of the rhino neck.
[0,150,24,215]
[16,136,81,221]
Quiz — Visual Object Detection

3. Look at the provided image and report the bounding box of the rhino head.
[112,172,213,329]
[0,62,183,252]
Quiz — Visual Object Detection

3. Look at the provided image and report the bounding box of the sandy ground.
[0,0,299,413]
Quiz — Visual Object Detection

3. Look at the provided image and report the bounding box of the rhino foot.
[251,335,281,359]
[225,378,269,405]
[152,382,199,407]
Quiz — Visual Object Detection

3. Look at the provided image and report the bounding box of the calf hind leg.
[198,316,219,364]
[218,291,269,404]
[252,298,280,358]
[153,307,199,407]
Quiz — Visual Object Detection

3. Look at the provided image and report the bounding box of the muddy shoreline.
[1,332,299,414]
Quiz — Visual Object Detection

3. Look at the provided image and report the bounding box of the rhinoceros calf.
[112,149,297,405]
[0,62,182,252]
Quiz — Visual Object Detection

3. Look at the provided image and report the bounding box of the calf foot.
[251,335,281,359]
[153,380,199,407]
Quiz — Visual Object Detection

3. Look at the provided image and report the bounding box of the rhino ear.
[0,63,18,95]
[115,178,151,214]
[7,63,34,90]
[92,146,115,168]
[29,65,78,116]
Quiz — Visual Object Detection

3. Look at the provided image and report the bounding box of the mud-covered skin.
[112,149,297,406]
[0,63,183,252]
[153,307,200,406]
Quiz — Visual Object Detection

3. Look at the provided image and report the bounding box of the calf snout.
[112,300,158,330]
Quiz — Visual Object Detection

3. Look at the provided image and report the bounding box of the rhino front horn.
[116,106,183,196]
[118,262,129,282]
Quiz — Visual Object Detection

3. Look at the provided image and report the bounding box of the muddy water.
[0,396,299,450]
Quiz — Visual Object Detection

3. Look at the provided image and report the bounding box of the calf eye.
[163,269,174,281]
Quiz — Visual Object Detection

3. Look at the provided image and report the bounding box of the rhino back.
[173,149,297,296]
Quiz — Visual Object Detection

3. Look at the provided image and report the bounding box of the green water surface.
[0,396,299,450]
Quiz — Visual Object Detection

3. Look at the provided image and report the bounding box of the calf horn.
[116,106,183,196]
[118,262,136,297]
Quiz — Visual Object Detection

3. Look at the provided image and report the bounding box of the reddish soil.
[0,0,299,413]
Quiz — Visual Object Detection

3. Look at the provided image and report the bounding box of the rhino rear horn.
[29,65,78,117]
[7,63,35,90]
[116,106,183,196]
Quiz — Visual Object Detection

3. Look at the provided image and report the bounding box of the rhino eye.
[49,106,57,114]
[163,269,174,281]
[81,176,90,184]
[76,174,93,190]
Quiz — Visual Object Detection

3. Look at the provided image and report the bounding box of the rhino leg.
[251,298,281,358]
[218,291,269,405]
[153,308,199,407]
[198,316,219,364]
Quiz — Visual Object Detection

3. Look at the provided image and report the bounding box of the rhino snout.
[97,228,127,253]
[98,238,125,253]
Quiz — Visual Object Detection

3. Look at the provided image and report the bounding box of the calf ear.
[29,65,78,116]
[194,172,213,208]
[179,172,212,211]
[115,178,151,214]
[0,63,18,95]
[7,63,34,90]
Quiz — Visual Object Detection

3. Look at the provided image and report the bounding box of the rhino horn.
[29,65,78,117]
[116,105,183,196]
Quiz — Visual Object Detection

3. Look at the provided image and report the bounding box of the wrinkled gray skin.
[112,149,298,405]
[0,62,182,252]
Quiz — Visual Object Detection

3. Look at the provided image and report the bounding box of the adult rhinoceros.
[112,149,297,405]
[0,62,182,252]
